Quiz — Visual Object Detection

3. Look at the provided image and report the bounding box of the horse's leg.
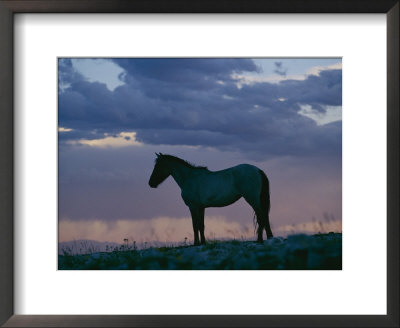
[243,195,265,243]
[241,171,273,242]
[256,209,274,241]
[256,210,265,243]
[198,208,206,245]
[265,214,273,239]
[189,207,200,246]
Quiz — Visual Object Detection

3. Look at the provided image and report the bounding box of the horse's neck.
[170,163,196,189]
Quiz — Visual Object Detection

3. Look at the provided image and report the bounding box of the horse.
[148,153,273,245]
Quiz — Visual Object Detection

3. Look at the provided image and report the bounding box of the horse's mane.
[157,154,208,170]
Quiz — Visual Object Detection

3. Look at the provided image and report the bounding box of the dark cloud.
[273,61,287,76]
[279,69,342,111]
[58,58,85,87]
[113,58,260,86]
[58,59,341,160]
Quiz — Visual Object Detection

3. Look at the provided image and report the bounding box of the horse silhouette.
[149,153,273,245]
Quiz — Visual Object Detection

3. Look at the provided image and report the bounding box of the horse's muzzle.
[148,180,157,188]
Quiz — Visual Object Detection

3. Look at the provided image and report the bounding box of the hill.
[59,233,342,270]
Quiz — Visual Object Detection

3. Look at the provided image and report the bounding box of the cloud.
[58,127,73,132]
[298,105,342,125]
[113,58,260,86]
[273,61,287,76]
[59,214,342,244]
[58,58,86,91]
[306,62,342,77]
[58,58,341,160]
[67,131,143,148]
[58,216,256,244]
[233,62,342,85]
[274,218,342,236]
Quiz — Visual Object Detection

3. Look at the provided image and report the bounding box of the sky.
[58,58,342,245]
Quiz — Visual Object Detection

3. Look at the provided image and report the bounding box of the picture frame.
[0,0,398,327]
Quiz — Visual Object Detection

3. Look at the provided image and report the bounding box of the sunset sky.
[58,58,342,245]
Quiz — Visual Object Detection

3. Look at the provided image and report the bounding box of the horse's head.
[149,152,171,188]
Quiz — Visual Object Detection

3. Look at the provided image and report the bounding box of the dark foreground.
[59,233,342,270]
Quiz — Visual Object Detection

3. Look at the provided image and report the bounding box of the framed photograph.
[0,1,398,327]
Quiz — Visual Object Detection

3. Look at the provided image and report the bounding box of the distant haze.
[58,58,342,244]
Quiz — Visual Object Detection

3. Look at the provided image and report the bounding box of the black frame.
[0,1,398,327]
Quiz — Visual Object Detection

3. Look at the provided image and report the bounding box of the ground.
[59,233,342,270]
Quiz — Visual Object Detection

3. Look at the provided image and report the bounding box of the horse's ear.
[155,152,159,157]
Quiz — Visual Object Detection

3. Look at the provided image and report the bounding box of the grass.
[59,232,342,270]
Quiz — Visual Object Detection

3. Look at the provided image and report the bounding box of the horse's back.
[181,166,242,207]
[209,164,262,184]
[230,164,264,194]
[231,164,262,179]
[180,163,264,208]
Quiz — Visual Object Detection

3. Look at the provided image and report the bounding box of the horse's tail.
[259,169,273,238]
[258,169,270,215]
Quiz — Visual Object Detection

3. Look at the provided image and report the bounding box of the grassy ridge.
[59,233,342,270]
